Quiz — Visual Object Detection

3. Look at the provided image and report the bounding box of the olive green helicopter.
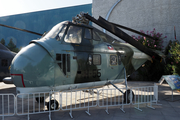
[1,13,163,110]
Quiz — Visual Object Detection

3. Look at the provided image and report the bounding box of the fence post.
[154,83,162,106]
[147,86,155,110]
[130,88,132,104]
[69,90,73,119]
[2,95,4,120]
[153,83,158,103]
[85,90,91,116]
[27,94,30,120]
[105,89,109,114]
[60,92,62,110]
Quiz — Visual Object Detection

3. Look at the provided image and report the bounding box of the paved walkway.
[0,81,180,120]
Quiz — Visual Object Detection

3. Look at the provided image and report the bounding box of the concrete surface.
[0,81,180,120]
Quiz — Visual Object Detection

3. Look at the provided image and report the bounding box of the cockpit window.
[43,21,68,39]
[93,30,101,41]
[84,28,92,39]
[64,26,82,44]
[95,30,115,43]
[57,26,67,41]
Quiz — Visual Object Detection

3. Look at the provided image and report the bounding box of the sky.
[0,0,92,17]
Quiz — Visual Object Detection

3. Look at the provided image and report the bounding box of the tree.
[130,29,167,81]
[7,38,19,53]
[0,38,5,45]
[164,40,180,75]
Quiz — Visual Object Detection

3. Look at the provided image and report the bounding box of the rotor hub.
[72,12,89,25]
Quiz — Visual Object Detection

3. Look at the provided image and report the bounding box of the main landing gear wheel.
[47,100,59,110]
[124,89,134,103]
[36,97,44,103]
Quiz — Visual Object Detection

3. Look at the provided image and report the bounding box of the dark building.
[0,4,92,49]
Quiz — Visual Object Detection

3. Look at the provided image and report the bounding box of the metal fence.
[0,94,15,120]
[98,88,125,114]
[16,91,60,120]
[132,83,158,111]
[0,84,159,120]
[61,89,98,118]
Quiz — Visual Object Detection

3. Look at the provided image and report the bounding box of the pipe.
[103,0,122,33]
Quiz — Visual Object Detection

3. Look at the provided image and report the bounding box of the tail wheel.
[47,100,59,110]
[124,89,134,103]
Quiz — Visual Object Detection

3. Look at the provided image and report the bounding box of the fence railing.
[0,84,159,120]
[0,94,15,120]
[98,88,125,114]
[132,83,158,111]
[16,91,60,120]
[61,89,98,118]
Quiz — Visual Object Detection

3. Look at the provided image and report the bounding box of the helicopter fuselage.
[9,21,150,94]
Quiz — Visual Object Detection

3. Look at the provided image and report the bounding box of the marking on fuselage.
[11,74,25,87]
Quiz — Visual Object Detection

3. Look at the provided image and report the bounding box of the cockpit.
[43,21,121,45]
[64,25,82,44]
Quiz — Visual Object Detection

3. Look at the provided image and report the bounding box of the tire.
[124,89,134,103]
[36,97,44,103]
[47,100,59,110]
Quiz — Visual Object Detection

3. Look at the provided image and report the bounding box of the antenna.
[174,26,176,40]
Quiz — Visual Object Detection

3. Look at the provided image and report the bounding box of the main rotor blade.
[0,24,43,36]
[109,22,157,40]
[83,13,162,61]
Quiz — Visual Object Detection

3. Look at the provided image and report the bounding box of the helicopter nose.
[11,43,54,87]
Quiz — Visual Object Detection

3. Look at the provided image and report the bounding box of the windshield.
[43,21,68,39]
[64,25,82,44]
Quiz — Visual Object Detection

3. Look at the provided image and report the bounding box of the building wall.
[92,0,180,48]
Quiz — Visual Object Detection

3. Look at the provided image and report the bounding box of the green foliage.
[164,40,180,75]
[0,38,5,45]
[6,38,19,53]
[0,38,20,53]
[132,29,167,81]
[7,38,16,50]
[132,28,166,51]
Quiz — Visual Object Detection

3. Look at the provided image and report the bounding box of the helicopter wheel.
[47,100,59,110]
[35,97,44,103]
[124,89,134,103]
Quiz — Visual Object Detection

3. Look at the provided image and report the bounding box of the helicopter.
[0,43,16,82]
[1,13,163,110]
